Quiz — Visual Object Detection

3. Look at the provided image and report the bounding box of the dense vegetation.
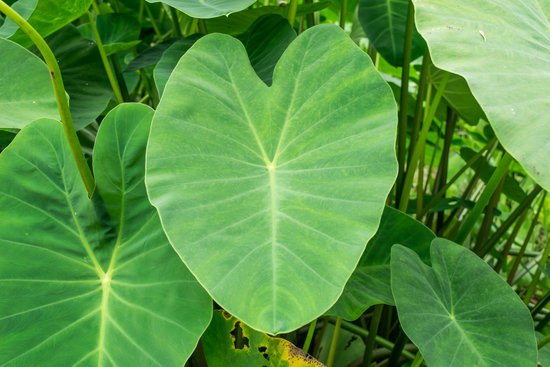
[0,0,549,366]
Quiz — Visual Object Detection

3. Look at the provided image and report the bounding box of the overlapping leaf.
[146,25,398,334]
[145,0,255,19]
[0,37,58,128]
[392,238,537,366]
[413,0,550,190]
[0,104,212,366]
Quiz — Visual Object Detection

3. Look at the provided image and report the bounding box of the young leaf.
[202,311,323,366]
[328,207,434,320]
[0,37,58,128]
[146,25,398,334]
[145,0,256,19]
[391,238,537,366]
[413,0,550,191]
[0,104,212,366]
[358,0,426,66]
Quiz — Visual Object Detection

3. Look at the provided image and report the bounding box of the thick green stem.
[408,53,430,163]
[388,329,408,366]
[288,0,298,26]
[363,305,384,367]
[399,73,449,212]
[302,319,317,354]
[87,8,124,104]
[339,0,348,29]
[169,6,182,38]
[473,175,505,254]
[538,334,550,349]
[493,210,528,273]
[395,0,416,205]
[326,317,342,367]
[454,152,513,244]
[303,0,315,28]
[410,352,424,367]
[0,0,94,195]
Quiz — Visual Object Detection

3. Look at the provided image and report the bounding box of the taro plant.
[0,0,548,366]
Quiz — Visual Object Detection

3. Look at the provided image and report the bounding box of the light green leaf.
[0,104,212,366]
[413,0,550,191]
[146,25,398,334]
[358,0,425,66]
[145,0,255,18]
[47,26,112,129]
[202,311,324,367]
[391,238,537,366]
[0,37,58,128]
[328,207,434,320]
[0,0,92,47]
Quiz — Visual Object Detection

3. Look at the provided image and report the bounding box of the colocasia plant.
[0,0,548,366]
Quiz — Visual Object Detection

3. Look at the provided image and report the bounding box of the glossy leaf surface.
[0,104,212,366]
[0,37,58,128]
[329,207,434,320]
[145,0,255,19]
[358,0,425,66]
[413,0,550,191]
[146,25,398,334]
[391,238,537,366]
[203,311,323,367]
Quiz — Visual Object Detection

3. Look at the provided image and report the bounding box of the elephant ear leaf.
[0,104,212,366]
[146,25,398,334]
[391,238,537,367]
[412,0,550,190]
[144,0,256,18]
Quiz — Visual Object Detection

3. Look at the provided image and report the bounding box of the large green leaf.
[145,0,255,18]
[146,25,398,334]
[0,104,212,366]
[0,37,58,128]
[358,0,425,66]
[202,311,323,367]
[328,207,434,320]
[0,0,92,47]
[154,15,296,96]
[413,0,550,191]
[391,238,537,366]
[47,26,112,129]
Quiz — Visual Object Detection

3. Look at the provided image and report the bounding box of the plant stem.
[287,0,298,26]
[399,73,449,212]
[507,195,545,284]
[87,8,124,104]
[0,0,94,195]
[339,0,348,29]
[302,319,317,354]
[408,53,430,163]
[454,152,513,244]
[532,289,550,317]
[473,174,506,254]
[395,0,416,205]
[539,334,550,349]
[493,210,528,273]
[145,2,163,39]
[331,319,415,360]
[482,185,543,255]
[410,352,424,367]
[388,329,408,366]
[363,305,384,367]
[169,6,182,38]
[326,317,342,367]
[303,0,315,28]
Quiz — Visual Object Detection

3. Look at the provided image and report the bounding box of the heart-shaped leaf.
[146,25,398,334]
[412,0,550,191]
[358,0,425,66]
[391,238,537,366]
[0,104,212,366]
[0,0,92,47]
[328,206,434,320]
[0,37,58,128]
[145,0,256,19]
